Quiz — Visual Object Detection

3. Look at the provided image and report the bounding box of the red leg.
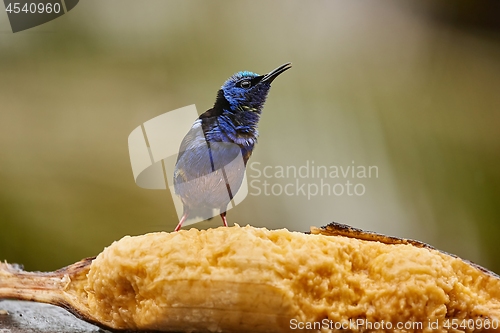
[174,212,188,232]
[220,212,228,227]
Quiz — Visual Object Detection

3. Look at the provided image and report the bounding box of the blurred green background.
[0,1,499,273]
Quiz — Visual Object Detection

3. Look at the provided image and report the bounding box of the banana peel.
[1,223,500,332]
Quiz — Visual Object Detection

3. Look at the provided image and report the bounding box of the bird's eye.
[239,80,251,89]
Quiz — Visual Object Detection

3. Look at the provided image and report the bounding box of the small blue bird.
[173,63,291,231]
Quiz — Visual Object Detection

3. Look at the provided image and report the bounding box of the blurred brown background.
[0,0,499,273]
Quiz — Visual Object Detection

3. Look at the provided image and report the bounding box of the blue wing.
[173,119,245,215]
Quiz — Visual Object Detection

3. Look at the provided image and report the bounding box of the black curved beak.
[261,62,292,84]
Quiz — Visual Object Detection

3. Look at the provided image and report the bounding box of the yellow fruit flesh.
[83,225,500,332]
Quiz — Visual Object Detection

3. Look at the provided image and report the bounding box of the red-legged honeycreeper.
[173,63,291,231]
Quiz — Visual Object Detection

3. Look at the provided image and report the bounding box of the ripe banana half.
[1,223,500,332]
